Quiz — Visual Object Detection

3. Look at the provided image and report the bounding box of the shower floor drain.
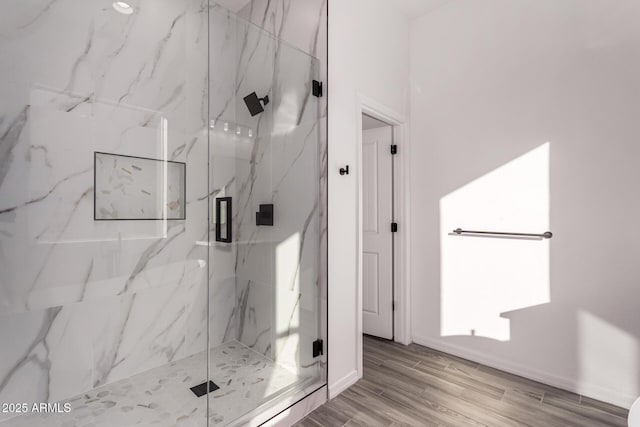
[190,380,220,397]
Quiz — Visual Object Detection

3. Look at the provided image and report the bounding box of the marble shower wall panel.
[208,6,242,350]
[231,16,277,357]
[238,0,328,118]
[238,0,327,62]
[209,5,239,123]
[269,44,321,376]
[0,0,209,418]
[235,0,327,372]
[208,133,239,347]
[183,0,211,359]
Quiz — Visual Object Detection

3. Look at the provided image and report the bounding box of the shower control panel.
[256,204,274,226]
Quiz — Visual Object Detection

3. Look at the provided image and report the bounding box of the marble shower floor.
[4,341,308,427]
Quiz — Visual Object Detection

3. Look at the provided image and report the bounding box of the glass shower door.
[207,5,324,425]
[0,1,210,426]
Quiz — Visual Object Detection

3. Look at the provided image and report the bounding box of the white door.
[362,126,394,339]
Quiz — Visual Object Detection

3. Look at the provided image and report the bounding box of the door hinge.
[312,339,324,358]
[392,301,396,311]
[390,144,398,155]
[312,80,323,97]
[391,222,398,233]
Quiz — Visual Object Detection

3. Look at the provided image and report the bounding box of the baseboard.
[412,335,635,409]
[329,370,359,399]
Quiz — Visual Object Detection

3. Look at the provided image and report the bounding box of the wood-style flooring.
[295,336,629,427]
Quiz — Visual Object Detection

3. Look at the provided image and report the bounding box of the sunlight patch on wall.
[275,232,301,375]
[440,143,551,341]
[273,91,300,137]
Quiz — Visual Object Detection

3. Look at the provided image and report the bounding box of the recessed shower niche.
[94,152,187,220]
[0,1,327,426]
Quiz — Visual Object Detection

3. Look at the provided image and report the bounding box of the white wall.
[410,0,640,408]
[328,0,410,396]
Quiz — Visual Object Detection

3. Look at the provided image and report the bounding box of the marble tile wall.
[206,0,327,382]
[0,0,210,421]
[222,9,278,359]
[0,0,327,422]
[235,0,328,378]
[208,5,242,352]
[239,0,328,380]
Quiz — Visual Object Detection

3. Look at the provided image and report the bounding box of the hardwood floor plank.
[580,395,630,419]
[294,337,630,427]
[461,387,594,427]
[367,338,451,367]
[363,351,385,367]
[294,417,325,427]
[351,377,385,396]
[364,339,424,368]
[476,364,579,402]
[365,361,437,395]
[382,383,493,426]
[305,403,351,426]
[359,384,462,426]
[541,393,627,427]
[413,360,506,400]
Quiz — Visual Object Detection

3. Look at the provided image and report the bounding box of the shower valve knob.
[339,165,350,175]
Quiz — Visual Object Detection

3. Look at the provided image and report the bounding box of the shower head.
[243,92,270,117]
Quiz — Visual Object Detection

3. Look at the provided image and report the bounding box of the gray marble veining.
[0,0,327,424]
[0,0,210,419]
[94,153,186,220]
[208,2,326,381]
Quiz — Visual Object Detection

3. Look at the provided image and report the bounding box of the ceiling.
[388,0,452,18]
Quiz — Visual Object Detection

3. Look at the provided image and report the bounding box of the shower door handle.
[215,197,232,243]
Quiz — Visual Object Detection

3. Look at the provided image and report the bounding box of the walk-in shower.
[0,1,327,426]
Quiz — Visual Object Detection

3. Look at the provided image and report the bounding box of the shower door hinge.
[312,339,324,358]
[391,222,398,233]
[390,144,398,155]
[312,80,323,97]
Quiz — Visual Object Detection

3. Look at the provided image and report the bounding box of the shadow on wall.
[435,141,640,403]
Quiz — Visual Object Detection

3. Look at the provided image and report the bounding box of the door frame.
[355,93,412,379]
